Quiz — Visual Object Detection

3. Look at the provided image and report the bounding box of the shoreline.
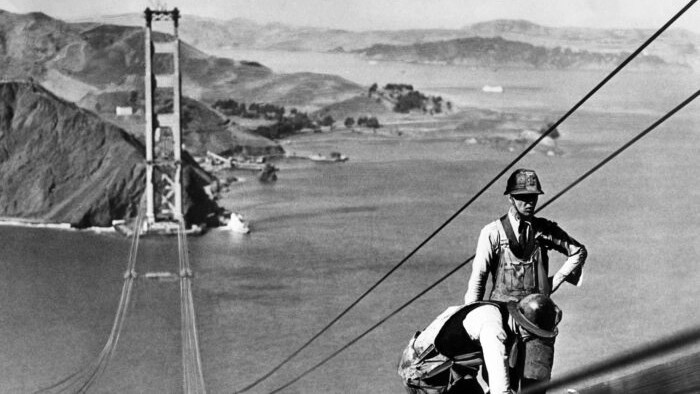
[0,214,250,236]
[0,218,116,233]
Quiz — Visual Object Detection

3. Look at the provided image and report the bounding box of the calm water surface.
[2,53,700,393]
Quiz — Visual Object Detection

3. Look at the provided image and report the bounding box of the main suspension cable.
[178,219,207,393]
[265,89,700,393]
[34,194,146,393]
[233,1,698,392]
[520,325,700,394]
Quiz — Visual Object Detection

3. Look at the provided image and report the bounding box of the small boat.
[482,85,504,93]
[225,212,250,234]
[144,271,178,281]
[309,152,349,162]
[231,160,267,171]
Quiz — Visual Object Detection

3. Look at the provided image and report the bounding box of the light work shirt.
[463,304,513,394]
[464,208,587,304]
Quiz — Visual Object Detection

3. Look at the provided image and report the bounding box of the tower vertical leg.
[144,12,156,226]
[172,20,183,221]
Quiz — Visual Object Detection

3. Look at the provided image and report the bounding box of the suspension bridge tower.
[144,7,184,233]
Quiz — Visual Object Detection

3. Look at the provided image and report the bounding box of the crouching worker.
[398,294,561,394]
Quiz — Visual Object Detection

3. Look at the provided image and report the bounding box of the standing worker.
[464,168,587,391]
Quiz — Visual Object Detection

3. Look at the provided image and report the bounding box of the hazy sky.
[6,0,700,33]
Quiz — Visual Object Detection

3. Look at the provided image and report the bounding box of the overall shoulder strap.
[500,215,523,257]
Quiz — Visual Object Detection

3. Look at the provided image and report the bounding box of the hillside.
[0,81,219,227]
[0,10,363,110]
[204,72,364,109]
[78,90,284,156]
[0,11,84,79]
[465,19,699,63]
[74,13,470,53]
[313,94,393,121]
[77,14,700,71]
[357,36,681,70]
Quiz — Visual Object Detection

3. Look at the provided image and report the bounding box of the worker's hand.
[550,272,566,293]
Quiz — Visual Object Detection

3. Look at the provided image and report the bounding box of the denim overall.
[489,216,555,386]
[489,216,551,303]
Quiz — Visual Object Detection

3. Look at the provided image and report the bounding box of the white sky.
[6,0,700,33]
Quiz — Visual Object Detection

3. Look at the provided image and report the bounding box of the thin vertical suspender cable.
[233,1,698,391]
[266,89,700,393]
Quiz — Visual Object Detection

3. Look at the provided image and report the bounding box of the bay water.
[2,51,700,393]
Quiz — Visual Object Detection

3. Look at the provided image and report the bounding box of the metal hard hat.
[504,168,544,195]
[507,294,561,338]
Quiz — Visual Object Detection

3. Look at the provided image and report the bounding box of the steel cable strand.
[35,281,132,393]
[76,196,148,392]
[520,325,700,394]
[188,281,207,393]
[181,280,192,392]
[33,195,147,393]
[62,253,139,392]
[178,222,191,392]
[179,221,196,389]
[77,279,136,393]
[180,223,196,393]
[178,219,207,393]
[233,1,698,392]
[184,282,200,392]
[265,89,700,393]
[76,197,146,393]
[184,225,207,393]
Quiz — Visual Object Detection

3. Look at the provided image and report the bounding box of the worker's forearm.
[555,245,587,287]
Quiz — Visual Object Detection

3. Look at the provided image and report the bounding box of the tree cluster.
[356,116,381,129]
[254,111,316,139]
[213,99,285,120]
[384,83,414,91]
[372,82,451,115]
[394,90,428,113]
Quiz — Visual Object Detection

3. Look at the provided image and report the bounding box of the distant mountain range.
[356,36,678,70]
[75,14,700,71]
[0,10,363,107]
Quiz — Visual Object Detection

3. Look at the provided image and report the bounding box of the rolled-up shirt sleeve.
[536,218,587,286]
[464,224,498,303]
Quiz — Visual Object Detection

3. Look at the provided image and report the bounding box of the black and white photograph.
[1,0,699,392]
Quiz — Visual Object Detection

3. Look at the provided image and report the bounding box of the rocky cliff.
[0,81,218,228]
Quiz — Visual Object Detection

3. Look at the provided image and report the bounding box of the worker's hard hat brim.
[506,189,544,195]
[507,301,558,338]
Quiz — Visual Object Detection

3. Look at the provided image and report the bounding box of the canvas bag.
[397,304,491,393]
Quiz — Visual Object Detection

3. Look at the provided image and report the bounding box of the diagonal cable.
[265,89,700,393]
[233,1,698,391]
[520,325,700,394]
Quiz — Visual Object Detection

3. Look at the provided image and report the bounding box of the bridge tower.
[144,7,183,230]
